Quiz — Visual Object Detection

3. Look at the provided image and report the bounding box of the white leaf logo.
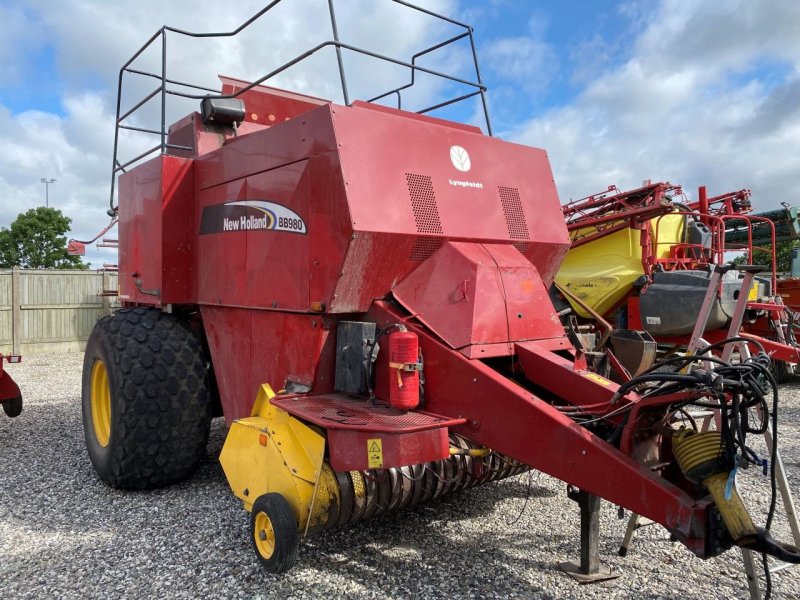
[449,145,471,172]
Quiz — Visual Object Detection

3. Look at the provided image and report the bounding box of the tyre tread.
[83,307,210,489]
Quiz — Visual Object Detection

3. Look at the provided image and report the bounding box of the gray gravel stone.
[1,352,799,599]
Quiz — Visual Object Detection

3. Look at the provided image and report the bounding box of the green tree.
[732,238,798,273]
[0,207,89,269]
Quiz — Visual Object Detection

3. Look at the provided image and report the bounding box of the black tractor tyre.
[250,493,300,574]
[2,396,22,418]
[770,358,792,385]
[81,307,211,490]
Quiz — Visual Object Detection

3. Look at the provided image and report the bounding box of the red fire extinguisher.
[388,328,420,410]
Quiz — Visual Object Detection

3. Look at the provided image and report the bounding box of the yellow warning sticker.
[367,438,383,468]
[583,372,612,386]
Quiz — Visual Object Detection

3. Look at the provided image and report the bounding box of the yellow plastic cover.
[555,214,685,318]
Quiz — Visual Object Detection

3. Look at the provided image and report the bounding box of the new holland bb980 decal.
[199,200,307,235]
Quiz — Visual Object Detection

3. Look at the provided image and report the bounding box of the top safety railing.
[108,0,492,212]
[651,212,778,291]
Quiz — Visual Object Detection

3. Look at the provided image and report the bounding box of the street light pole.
[40,177,56,208]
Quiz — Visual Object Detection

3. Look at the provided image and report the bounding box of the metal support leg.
[619,513,640,557]
[721,270,756,362]
[686,266,727,356]
[741,549,762,600]
[581,492,600,573]
[736,406,800,600]
[560,491,620,583]
[763,426,800,548]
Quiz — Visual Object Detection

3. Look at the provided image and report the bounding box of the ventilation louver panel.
[498,186,530,253]
[410,237,443,262]
[498,186,530,239]
[406,174,443,234]
[166,123,196,158]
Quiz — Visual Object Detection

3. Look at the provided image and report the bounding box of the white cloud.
[511,0,800,210]
[483,36,557,88]
[481,10,557,97]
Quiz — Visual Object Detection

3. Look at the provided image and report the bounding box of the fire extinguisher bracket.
[388,361,424,372]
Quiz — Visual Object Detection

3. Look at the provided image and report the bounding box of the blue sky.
[468,0,631,129]
[0,0,629,121]
[1,0,800,265]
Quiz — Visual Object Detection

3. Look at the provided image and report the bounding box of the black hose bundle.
[582,338,781,597]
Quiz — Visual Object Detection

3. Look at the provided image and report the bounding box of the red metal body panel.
[220,77,329,125]
[778,278,800,310]
[173,100,568,317]
[327,429,449,471]
[200,308,336,422]
[118,156,195,305]
[196,104,339,190]
[393,241,565,354]
[332,101,569,306]
[125,92,568,317]
[350,100,483,134]
[194,107,351,313]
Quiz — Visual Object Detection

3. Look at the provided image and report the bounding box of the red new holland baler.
[81,0,799,579]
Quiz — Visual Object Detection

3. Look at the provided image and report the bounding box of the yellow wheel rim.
[90,360,112,447]
[253,511,276,559]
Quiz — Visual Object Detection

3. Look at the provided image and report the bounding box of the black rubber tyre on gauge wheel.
[82,307,211,489]
[250,493,300,574]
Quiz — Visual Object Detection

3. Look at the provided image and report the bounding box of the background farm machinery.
[0,354,22,419]
[555,182,800,381]
[71,0,800,595]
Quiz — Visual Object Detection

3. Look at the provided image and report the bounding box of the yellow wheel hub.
[90,360,112,447]
[253,511,276,559]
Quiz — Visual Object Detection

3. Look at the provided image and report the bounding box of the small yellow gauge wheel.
[90,360,112,447]
[250,493,299,574]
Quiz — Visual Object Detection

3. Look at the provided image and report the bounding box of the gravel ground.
[1,352,799,599]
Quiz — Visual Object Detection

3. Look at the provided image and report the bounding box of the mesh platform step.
[271,393,465,433]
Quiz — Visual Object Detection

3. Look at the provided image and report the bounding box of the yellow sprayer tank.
[555,214,685,318]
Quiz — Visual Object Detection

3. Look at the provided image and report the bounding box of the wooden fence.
[0,268,118,355]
